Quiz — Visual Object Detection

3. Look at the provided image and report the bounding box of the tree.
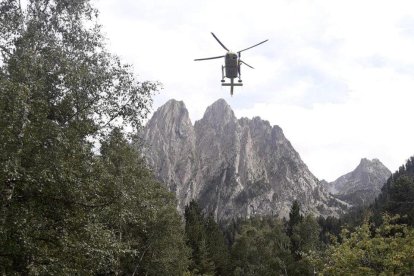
[288,214,321,275]
[374,156,414,225]
[98,129,189,275]
[287,200,303,259]
[297,214,321,253]
[308,214,414,275]
[288,200,303,237]
[231,217,291,276]
[285,201,320,275]
[204,214,231,276]
[0,0,191,274]
[318,216,342,244]
[184,201,215,275]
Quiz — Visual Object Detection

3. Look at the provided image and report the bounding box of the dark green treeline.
[184,200,321,275]
[183,156,414,275]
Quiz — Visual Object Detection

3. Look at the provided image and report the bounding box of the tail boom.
[222,78,242,96]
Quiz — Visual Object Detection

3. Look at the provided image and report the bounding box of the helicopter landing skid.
[221,83,243,86]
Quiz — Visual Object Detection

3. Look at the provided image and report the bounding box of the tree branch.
[101,97,134,129]
[132,242,152,276]
[62,92,101,125]
[0,45,11,57]
[41,0,50,14]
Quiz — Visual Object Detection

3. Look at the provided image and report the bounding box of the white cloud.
[94,0,414,181]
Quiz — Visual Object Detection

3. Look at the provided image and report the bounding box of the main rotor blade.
[237,39,269,54]
[194,55,225,61]
[211,32,229,51]
[240,60,254,69]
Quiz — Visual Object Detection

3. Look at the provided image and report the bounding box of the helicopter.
[195,33,268,96]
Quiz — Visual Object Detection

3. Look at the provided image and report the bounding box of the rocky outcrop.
[143,99,347,222]
[325,158,391,206]
[142,100,200,211]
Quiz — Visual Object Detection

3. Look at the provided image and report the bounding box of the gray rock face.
[142,100,200,211]
[325,158,391,206]
[143,99,346,222]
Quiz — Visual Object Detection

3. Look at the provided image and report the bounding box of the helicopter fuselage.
[224,52,239,78]
[222,52,242,96]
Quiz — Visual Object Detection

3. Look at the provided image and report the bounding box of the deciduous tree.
[0,0,190,274]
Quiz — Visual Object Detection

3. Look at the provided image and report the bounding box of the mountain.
[325,158,391,206]
[143,99,347,223]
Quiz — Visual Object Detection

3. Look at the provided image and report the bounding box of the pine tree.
[184,201,216,275]
[318,216,342,244]
[205,214,231,275]
[288,200,303,236]
[374,156,414,225]
[287,214,321,275]
[287,200,303,260]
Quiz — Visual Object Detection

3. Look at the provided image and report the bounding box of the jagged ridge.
[143,99,347,222]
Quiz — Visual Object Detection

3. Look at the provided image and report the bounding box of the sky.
[94,0,414,182]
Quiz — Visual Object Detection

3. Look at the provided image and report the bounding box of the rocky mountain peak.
[359,157,377,167]
[153,99,189,122]
[146,99,192,138]
[159,98,186,112]
[199,98,236,127]
[143,99,347,222]
[142,100,197,210]
[208,98,232,113]
[359,157,370,165]
[356,158,389,175]
[326,158,391,206]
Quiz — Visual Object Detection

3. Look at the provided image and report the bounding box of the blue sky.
[95,0,414,181]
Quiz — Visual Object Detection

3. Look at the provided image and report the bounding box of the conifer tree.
[374,156,414,225]
[287,200,303,260]
[205,214,231,275]
[231,217,291,275]
[184,201,216,275]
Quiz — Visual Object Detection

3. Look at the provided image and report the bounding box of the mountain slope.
[143,99,346,222]
[326,158,391,206]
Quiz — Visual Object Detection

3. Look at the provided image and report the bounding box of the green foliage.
[318,216,342,244]
[308,214,414,275]
[226,203,321,276]
[374,156,414,225]
[287,200,301,261]
[297,214,321,253]
[231,217,291,275]
[288,200,303,237]
[98,130,190,275]
[204,215,232,276]
[184,201,233,275]
[0,0,189,274]
[286,201,321,275]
